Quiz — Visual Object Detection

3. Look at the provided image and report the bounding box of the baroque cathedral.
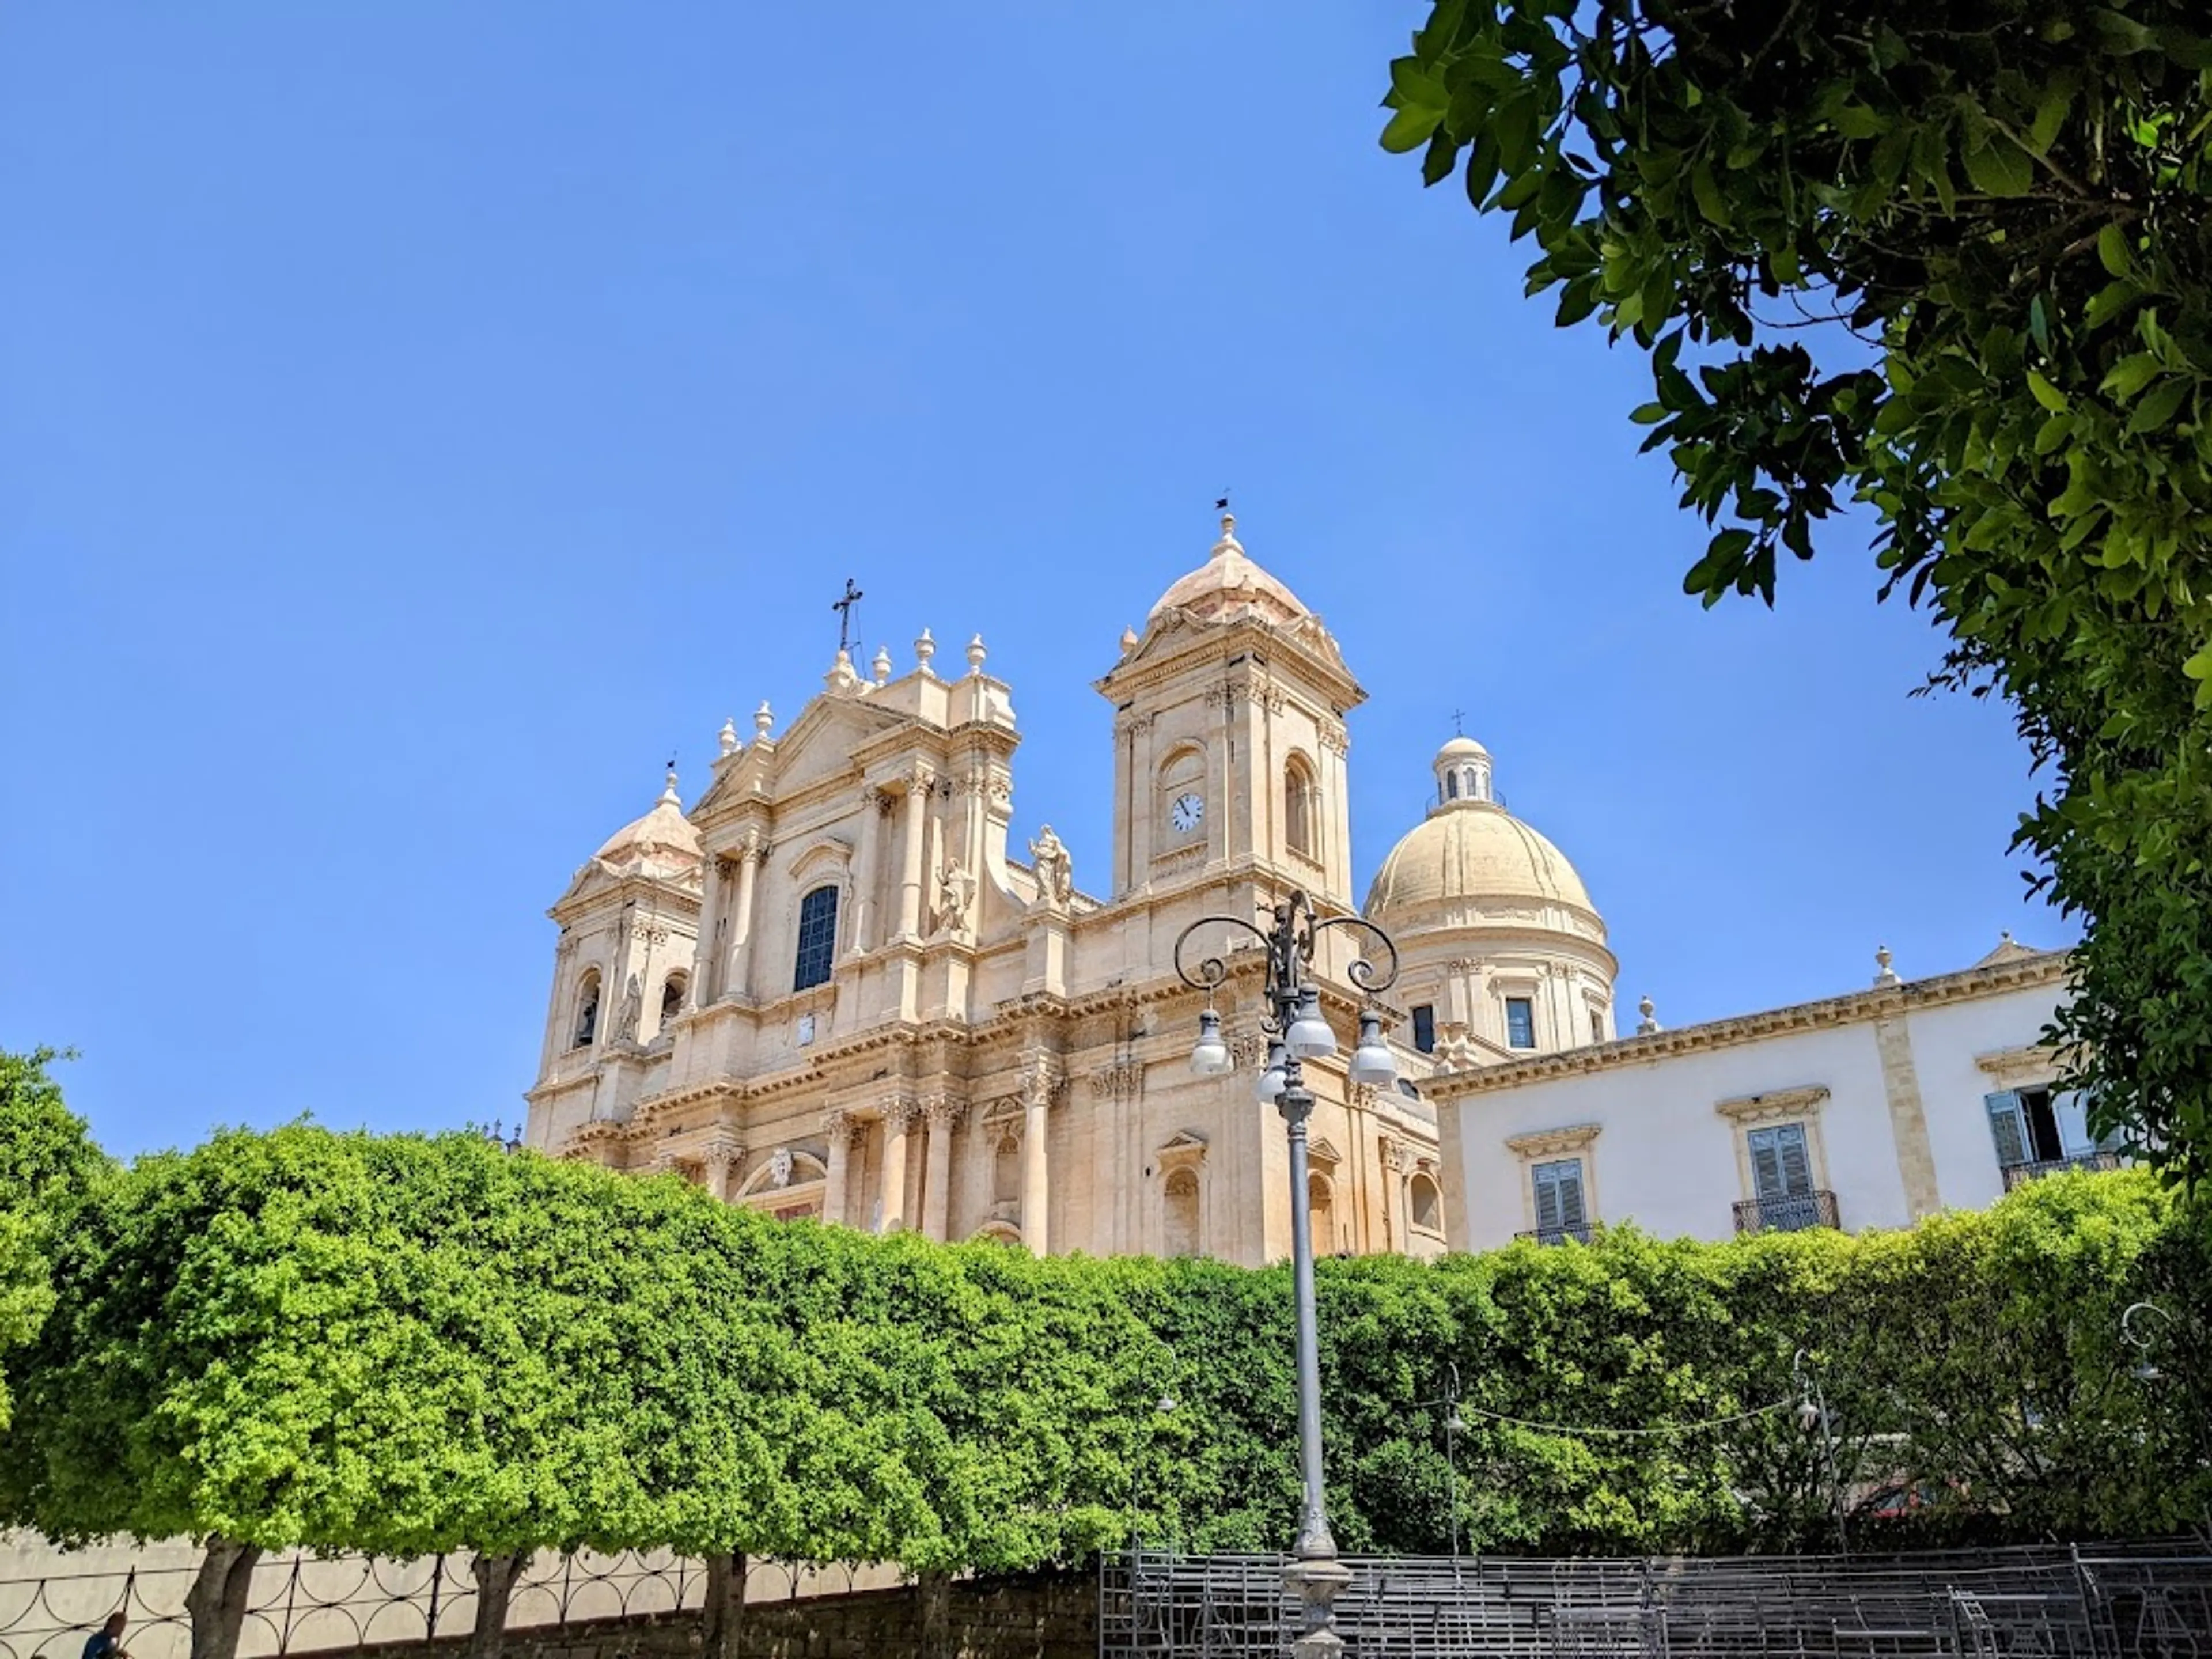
[523,514,1618,1267]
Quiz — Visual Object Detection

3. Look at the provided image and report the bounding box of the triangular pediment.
[698,695,911,816]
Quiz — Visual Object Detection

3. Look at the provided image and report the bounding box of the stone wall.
[344,1573,1095,1659]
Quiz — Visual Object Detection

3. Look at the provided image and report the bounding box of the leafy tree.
[0,1049,107,1435]
[1379,0,2212,1177]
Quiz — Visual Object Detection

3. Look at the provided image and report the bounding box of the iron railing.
[2005,1153,2124,1190]
[1732,1190,1842,1234]
[0,1548,887,1659]
[1100,1542,2212,1659]
[1517,1224,1594,1246]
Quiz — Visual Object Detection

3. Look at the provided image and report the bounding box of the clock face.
[1170,792,1205,834]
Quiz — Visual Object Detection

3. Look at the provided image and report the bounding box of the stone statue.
[1029,825,1073,906]
[932,856,976,935]
[768,1146,794,1188]
[616,972,642,1043]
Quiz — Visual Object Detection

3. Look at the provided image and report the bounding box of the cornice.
[1714,1085,1829,1126]
[1505,1123,1601,1159]
[1976,1043,2065,1088]
[1427,950,2071,1101]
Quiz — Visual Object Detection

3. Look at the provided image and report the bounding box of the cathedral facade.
[523,514,1620,1267]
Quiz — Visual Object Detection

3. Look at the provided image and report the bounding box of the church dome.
[1365,738,1596,922]
[1149,513,1310,626]
[593,769,703,872]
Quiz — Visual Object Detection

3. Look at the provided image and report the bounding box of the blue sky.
[0,6,2067,1159]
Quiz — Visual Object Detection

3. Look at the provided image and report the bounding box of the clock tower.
[1096,512,1364,910]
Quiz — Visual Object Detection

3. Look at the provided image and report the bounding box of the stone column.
[921,1096,964,1241]
[702,1135,747,1203]
[880,1097,917,1232]
[692,858,727,1002]
[1020,1065,1055,1256]
[1379,1138,1409,1255]
[849,790,886,955]
[822,1110,853,1226]
[725,833,764,997]
[895,765,934,941]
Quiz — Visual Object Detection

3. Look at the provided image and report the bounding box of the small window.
[1411,1005,1437,1054]
[1988,1086,2066,1169]
[1284,755,1319,859]
[1408,1173,1442,1232]
[571,970,601,1048]
[1531,1157,1588,1239]
[660,973,687,1024]
[793,885,839,991]
[1505,997,1536,1050]
[1445,770,1459,800]
[1588,1007,1605,1044]
[1747,1123,1815,1200]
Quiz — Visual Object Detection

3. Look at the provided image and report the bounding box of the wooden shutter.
[1534,1159,1586,1233]
[1556,1162,1588,1228]
[1533,1162,1563,1233]
[1747,1124,1813,1199]
[1985,1091,2029,1168]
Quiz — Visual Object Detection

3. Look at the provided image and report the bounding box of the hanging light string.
[1450,1395,1802,1440]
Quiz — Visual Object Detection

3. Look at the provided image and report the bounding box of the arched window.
[1445,770,1459,800]
[660,972,688,1025]
[1157,745,1206,842]
[571,970,601,1048]
[1284,754,1318,859]
[1164,1167,1201,1257]
[793,885,839,991]
[1409,1174,1442,1233]
[1308,1171,1336,1253]
[994,1134,1022,1206]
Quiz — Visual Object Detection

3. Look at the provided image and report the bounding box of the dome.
[1365,802,1595,921]
[1435,735,1488,763]
[1149,513,1310,626]
[593,770,702,871]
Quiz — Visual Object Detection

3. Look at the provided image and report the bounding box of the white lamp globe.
[1188,1008,1233,1077]
[1286,988,1336,1059]
[1253,1040,1288,1103]
[1348,1010,1397,1088]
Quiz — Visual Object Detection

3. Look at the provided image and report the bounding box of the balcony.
[1732,1190,1841,1234]
[1516,1223,1593,1246]
[2002,1151,2123,1190]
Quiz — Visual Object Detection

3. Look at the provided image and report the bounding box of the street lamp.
[1174,889,1400,1659]
[1412,1362,1465,1567]
[1128,1392,1181,1554]
[2123,1299,2173,1383]
[1792,1347,1849,1556]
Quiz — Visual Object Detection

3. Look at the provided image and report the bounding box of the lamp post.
[1792,1347,1849,1556]
[1128,1391,1181,1554]
[1413,1362,1465,1568]
[1175,890,1401,1659]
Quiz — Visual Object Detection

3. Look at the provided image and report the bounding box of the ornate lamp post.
[1175,890,1400,1658]
[1792,1347,1849,1556]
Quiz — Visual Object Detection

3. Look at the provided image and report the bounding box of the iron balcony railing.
[2003,1151,2123,1190]
[1733,1189,1841,1234]
[1516,1222,1593,1246]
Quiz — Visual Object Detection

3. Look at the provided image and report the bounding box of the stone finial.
[825,649,859,693]
[718,717,738,756]
[754,700,775,738]
[1120,625,1139,653]
[659,764,681,807]
[872,645,893,685]
[1874,945,1900,987]
[1213,512,1241,558]
[915,627,937,676]
[1635,995,1660,1035]
[967,634,988,676]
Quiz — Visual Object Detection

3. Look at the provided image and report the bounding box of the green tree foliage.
[1377,0,2212,1178]
[0,1050,108,1434]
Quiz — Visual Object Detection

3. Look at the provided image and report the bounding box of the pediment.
[1309,1136,1344,1166]
[699,696,908,815]
[1156,1128,1209,1169]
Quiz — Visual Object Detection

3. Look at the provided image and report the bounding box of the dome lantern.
[1433,735,1493,808]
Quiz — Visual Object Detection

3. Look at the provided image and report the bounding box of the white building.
[1422,938,2108,1249]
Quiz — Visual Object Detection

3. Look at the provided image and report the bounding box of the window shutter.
[1533,1163,1563,1233]
[1985,1091,2029,1168]
[1747,1127,1787,1200]
[1775,1124,1813,1196]
[1556,1162,1588,1229]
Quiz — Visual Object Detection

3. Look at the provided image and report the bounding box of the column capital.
[922,1092,968,1128]
[701,1134,748,1175]
[904,759,938,793]
[823,1107,866,1146]
[883,1094,921,1132]
[736,829,768,865]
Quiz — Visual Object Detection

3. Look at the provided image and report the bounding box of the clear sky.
[0,5,2069,1160]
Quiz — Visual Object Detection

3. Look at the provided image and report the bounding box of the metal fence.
[1100,1543,2212,1659]
[0,1547,892,1659]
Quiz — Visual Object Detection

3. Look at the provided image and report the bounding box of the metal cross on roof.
[1452,707,1466,736]
[832,577,864,657]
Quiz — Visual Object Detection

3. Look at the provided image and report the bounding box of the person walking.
[82,1611,130,1659]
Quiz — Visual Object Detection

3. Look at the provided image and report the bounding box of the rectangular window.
[1588,1007,1605,1044]
[1411,1004,1436,1054]
[1505,997,1536,1050]
[793,885,840,991]
[1747,1123,1814,1200]
[1531,1158,1588,1240]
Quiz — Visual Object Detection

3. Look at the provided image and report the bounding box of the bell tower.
[1096,513,1363,907]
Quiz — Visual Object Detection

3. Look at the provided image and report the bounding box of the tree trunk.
[702,1551,748,1659]
[916,1570,952,1659]
[184,1538,262,1659]
[468,1551,528,1659]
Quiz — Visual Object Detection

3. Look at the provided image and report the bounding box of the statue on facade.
[1029,825,1073,906]
[932,856,976,937]
[616,973,642,1043]
[768,1146,794,1188]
